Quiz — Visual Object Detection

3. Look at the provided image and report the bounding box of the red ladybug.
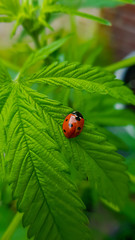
[62,111,84,138]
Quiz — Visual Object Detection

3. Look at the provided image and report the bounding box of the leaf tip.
[105,20,112,26]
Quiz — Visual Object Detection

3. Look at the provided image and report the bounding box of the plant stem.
[1,212,23,240]
[1,152,5,180]
[32,33,41,49]
[105,56,135,72]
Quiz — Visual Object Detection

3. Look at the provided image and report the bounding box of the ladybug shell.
[62,111,84,138]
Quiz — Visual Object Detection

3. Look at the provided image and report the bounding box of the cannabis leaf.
[1,83,91,240]
[22,62,135,105]
[26,87,129,210]
[43,4,111,26]
[0,61,130,240]
[0,62,12,112]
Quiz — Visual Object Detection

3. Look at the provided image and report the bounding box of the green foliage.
[90,107,135,126]
[1,81,91,240]
[82,0,135,7]
[105,56,135,72]
[27,87,129,209]
[59,0,135,7]
[0,62,12,86]
[0,0,135,239]
[43,4,111,26]
[0,57,133,239]
[23,62,135,105]
[0,0,20,17]
[0,0,111,38]
[19,35,71,76]
[0,63,13,113]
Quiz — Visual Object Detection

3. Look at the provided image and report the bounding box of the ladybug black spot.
[77,127,81,130]
[69,123,73,127]
[66,119,68,121]
[63,129,66,132]
[75,116,81,121]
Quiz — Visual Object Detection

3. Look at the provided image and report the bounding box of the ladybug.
[62,111,84,138]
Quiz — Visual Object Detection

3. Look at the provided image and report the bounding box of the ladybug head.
[72,111,84,119]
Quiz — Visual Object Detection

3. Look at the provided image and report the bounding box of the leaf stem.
[105,56,135,72]
[32,33,41,49]
[1,152,5,180]
[1,212,23,240]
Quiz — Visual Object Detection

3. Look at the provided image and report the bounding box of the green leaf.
[0,0,20,17]
[10,14,24,37]
[0,16,14,22]
[38,16,54,30]
[96,126,128,151]
[2,84,91,240]
[87,95,135,126]
[0,61,12,87]
[73,90,135,130]
[119,0,135,3]
[26,87,129,210]
[0,116,5,180]
[59,0,82,8]
[0,62,13,177]
[79,0,135,7]
[0,61,13,113]
[0,61,129,239]
[105,56,135,73]
[101,198,120,212]
[23,62,135,106]
[43,4,111,26]
[18,36,71,78]
[90,106,135,126]
[0,63,13,181]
